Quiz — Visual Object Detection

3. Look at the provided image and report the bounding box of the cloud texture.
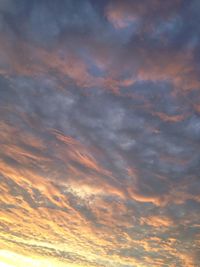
[0,0,200,266]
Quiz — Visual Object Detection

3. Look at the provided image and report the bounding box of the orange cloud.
[106,3,138,29]
[140,215,173,227]
[151,111,186,122]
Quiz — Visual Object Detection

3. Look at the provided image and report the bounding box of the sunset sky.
[0,0,200,266]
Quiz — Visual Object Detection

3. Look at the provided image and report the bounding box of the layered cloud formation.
[0,1,200,266]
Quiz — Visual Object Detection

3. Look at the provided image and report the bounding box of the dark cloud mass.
[0,0,200,266]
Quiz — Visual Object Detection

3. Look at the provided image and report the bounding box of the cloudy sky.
[0,0,200,266]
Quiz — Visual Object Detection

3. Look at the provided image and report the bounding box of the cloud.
[0,0,200,266]
[140,215,174,228]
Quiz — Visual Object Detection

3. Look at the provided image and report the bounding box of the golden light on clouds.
[0,0,200,266]
[0,250,74,267]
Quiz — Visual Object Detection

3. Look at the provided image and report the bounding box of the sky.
[0,0,200,266]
